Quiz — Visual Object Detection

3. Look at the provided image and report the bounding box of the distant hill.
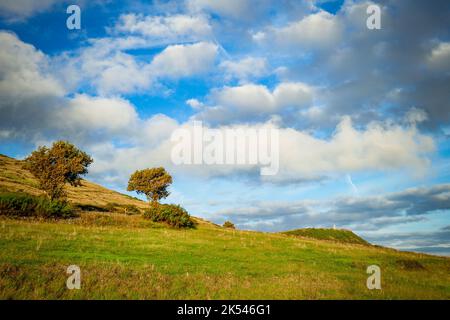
[282,228,370,246]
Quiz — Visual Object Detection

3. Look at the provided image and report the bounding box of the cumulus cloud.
[272,116,435,181]
[219,57,269,83]
[61,95,139,134]
[427,42,450,72]
[253,10,343,49]
[4,31,432,187]
[0,31,65,138]
[305,0,450,128]
[0,31,64,99]
[0,31,146,144]
[195,82,314,124]
[151,41,218,78]
[186,98,204,110]
[85,114,435,187]
[81,48,153,95]
[61,40,218,95]
[113,13,212,43]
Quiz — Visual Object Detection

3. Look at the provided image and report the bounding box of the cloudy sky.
[0,0,449,255]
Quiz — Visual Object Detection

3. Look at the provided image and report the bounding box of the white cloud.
[272,82,314,108]
[56,36,155,95]
[195,82,314,123]
[86,114,435,186]
[62,40,218,95]
[273,116,435,181]
[405,108,428,125]
[186,98,204,110]
[141,114,179,147]
[0,31,65,138]
[84,50,153,95]
[150,41,218,78]
[428,42,450,71]
[61,95,139,133]
[0,29,436,188]
[0,31,64,101]
[214,84,275,112]
[254,11,343,49]
[219,57,268,82]
[114,13,212,42]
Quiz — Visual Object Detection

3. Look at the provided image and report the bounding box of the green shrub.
[223,220,235,229]
[122,205,141,215]
[144,204,195,228]
[0,193,75,219]
[75,203,108,212]
[104,203,140,215]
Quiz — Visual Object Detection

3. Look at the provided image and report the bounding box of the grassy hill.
[282,228,370,246]
[0,154,212,226]
[0,154,449,299]
[0,154,147,209]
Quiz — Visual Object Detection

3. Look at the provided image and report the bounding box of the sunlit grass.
[0,214,449,299]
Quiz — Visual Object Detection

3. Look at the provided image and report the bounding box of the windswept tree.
[127,168,172,207]
[223,221,235,229]
[24,141,93,200]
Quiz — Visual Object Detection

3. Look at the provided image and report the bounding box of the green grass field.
[0,213,449,299]
[1,154,450,299]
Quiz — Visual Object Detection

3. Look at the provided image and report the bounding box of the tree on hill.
[24,141,93,200]
[127,167,172,207]
[223,221,235,229]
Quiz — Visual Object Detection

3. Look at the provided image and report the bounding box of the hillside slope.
[0,154,213,226]
[0,154,148,209]
[282,228,370,245]
[0,154,449,299]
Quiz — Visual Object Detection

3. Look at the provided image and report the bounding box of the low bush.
[104,203,141,215]
[0,193,75,219]
[396,259,425,271]
[223,221,235,229]
[144,204,195,228]
[75,203,108,212]
[122,205,141,215]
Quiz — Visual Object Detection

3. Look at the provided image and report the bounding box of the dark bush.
[396,259,425,271]
[122,205,141,215]
[0,193,75,219]
[223,220,235,229]
[75,203,108,212]
[144,204,195,228]
[104,202,140,215]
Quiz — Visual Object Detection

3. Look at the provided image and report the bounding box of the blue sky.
[0,0,449,255]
